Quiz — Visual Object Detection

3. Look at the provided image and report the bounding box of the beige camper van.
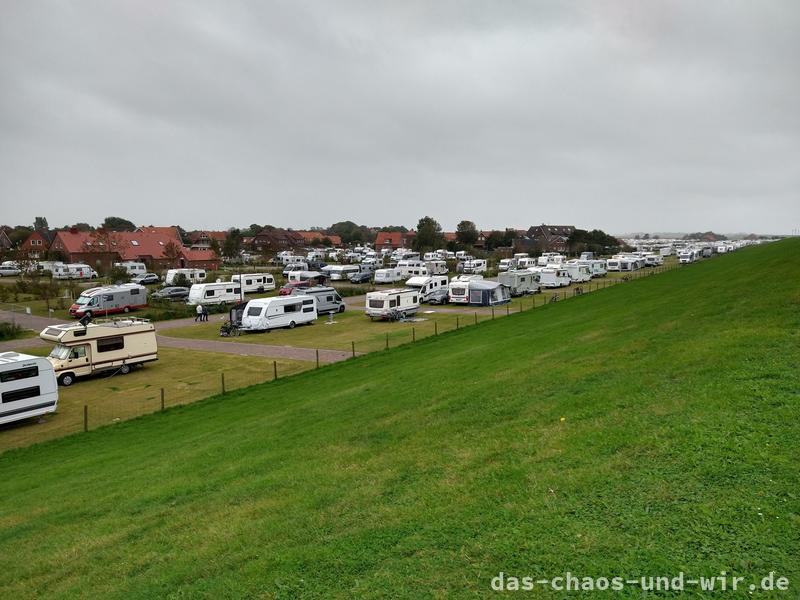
[40,318,158,386]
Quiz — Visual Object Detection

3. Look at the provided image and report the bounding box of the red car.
[278,281,310,296]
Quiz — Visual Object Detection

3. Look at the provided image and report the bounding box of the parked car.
[427,287,449,305]
[278,281,311,296]
[348,270,373,284]
[0,265,21,277]
[151,286,189,301]
[131,272,161,285]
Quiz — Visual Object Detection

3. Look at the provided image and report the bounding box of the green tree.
[209,238,222,257]
[222,229,243,259]
[455,220,479,246]
[412,216,443,252]
[101,216,136,232]
[33,216,49,230]
[163,241,183,268]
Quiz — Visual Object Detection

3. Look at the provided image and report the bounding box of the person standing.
[201,304,209,322]
[195,303,203,322]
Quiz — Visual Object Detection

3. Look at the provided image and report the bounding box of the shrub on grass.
[0,322,24,341]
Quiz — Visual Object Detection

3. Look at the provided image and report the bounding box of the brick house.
[188,231,228,250]
[525,224,576,253]
[294,231,342,247]
[19,229,56,259]
[374,231,416,251]
[251,228,305,252]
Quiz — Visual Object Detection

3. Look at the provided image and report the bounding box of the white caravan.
[40,318,158,386]
[231,273,276,293]
[374,268,404,284]
[679,249,697,264]
[404,275,449,302]
[424,260,448,276]
[563,263,592,283]
[165,268,207,285]
[498,270,540,296]
[423,252,438,261]
[396,260,428,278]
[0,352,58,425]
[114,261,147,277]
[277,253,306,266]
[287,270,324,283]
[55,263,98,280]
[580,259,608,277]
[517,257,538,269]
[306,250,325,262]
[240,295,317,331]
[187,282,242,305]
[365,289,420,320]
[462,259,487,274]
[539,267,572,288]
[448,276,483,304]
[322,265,360,280]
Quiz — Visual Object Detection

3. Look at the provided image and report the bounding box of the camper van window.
[205,290,216,297]
[73,329,86,337]
[389,299,397,308]
[246,306,262,317]
[130,288,139,295]
[70,346,86,359]
[97,336,124,353]
[284,303,300,313]
[326,296,333,302]
[44,327,62,337]
[302,307,313,313]
[49,345,70,360]
[369,299,384,308]
[302,299,313,306]
[226,288,233,293]
[412,296,418,303]
[2,386,41,404]
[0,365,39,383]
[103,295,113,302]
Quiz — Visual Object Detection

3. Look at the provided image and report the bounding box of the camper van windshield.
[49,344,70,360]
[74,295,92,305]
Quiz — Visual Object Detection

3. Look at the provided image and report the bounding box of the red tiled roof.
[375,232,404,246]
[181,249,218,262]
[52,230,196,261]
[294,231,342,246]
[188,230,227,243]
[136,226,182,240]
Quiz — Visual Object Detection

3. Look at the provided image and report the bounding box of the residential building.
[251,228,305,251]
[526,224,576,253]
[19,229,57,259]
[375,231,416,251]
[188,230,227,250]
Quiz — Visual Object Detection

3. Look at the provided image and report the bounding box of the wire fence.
[0,262,680,453]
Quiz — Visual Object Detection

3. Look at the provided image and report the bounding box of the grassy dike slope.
[0,240,798,599]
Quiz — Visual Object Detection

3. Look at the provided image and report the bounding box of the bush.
[106,266,131,285]
[0,322,24,341]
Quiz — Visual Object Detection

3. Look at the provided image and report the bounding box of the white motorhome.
[165,268,207,285]
[277,253,306,266]
[581,259,608,277]
[40,318,158,386]
[365,289,420,320]
[187,282,242,305]
[287,270,324,283]
[539,267,572,288]
[306,250,325,262]
[54,263,98,280]
[462,259,487,274]
[642,253,664,267]
[374,268,403,284]
[240,295,317,331]
[322,265,360,281]
[423,252,438,261]
[563,263,592,283]
[404,275,449,302]
[0,352,58,425]
[69,284,148,318]
[498,258,517,272]
[424,260,448,276]
[114,261,147,277]
[537,253,565,267]
[396,260,428,278]
[498,270,539,296]
[290,286,344,314]
[36,261,70,278]
[517,257,538,269]
[679,249,697,264]
[230,273,276,293]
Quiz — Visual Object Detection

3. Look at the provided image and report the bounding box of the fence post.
[160,387,165,411]
[351,341,355,357]
[273,360,278,380]
[506,304,510,316]
[412,327,416,342]
[434,321,438,335]
[474,312,478,325]
[316,349,320,368]
[83,405,88,432]
[491,308,495,320]
[385,332,389,349]
[456,315,459,329]
[221,372,226,394]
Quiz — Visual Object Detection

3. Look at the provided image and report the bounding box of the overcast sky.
[1,1,798,234]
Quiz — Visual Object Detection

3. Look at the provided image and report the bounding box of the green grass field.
[0,241,797,598]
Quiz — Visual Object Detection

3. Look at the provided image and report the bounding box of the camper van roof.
[0,351,39,365]
[468,280,501,290]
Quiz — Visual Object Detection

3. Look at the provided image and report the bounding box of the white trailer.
[231,273,276,293]
[396,260,428,278]
[40,318,158,386]
[54,263,98,280]
[365,289,420,320]
[679,249,697,264]
[114,261,147,277]
[498,270,540,296]
[404,275,449,302]
[165,268,207,285]
[322,265,360,280]
[240,295,317,331]
[539,267,572,288]
[187,282,242,305]
[374,268,404,284]
[537,253,565,266]
[498,258,517,272]
[517,257,538,269]
[448,275,484,304]
[0,352,58,425]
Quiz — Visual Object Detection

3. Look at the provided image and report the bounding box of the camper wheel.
[288,321,296,329]
[123,306,130,313]
[58,373,75,386]
[338,305,345,313]
[119,364,131,375]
